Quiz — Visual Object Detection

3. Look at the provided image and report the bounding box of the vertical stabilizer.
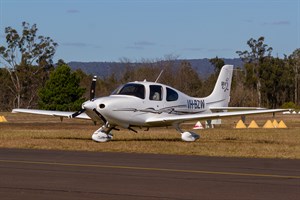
[206,65,233,107]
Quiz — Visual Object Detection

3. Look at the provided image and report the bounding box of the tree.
[0,68,14,110]
[175,60,202,97]
[38,63,86,111]
[209,56,225,73]
[259,57,293,108]
[236,36,273,107]
[288,49,300,106]
[0,22,57,108]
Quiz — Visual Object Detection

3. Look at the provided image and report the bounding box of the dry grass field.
[0,111,299,159]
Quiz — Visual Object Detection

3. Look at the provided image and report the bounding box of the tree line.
[0,22,299,111]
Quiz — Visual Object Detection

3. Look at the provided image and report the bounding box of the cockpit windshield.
[111,83,145,99]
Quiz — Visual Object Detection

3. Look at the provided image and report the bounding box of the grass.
[0,112,300,159]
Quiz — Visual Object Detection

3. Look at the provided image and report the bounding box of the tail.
[205,65,233,107]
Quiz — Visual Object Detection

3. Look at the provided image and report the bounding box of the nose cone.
[82,101,96,111]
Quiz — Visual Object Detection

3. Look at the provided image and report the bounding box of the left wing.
[145,109,288,126]
[12,109,91,120]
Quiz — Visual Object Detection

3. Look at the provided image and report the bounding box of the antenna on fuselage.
[155,70,164,83]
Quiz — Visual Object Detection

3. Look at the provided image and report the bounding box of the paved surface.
[0,148,299,200]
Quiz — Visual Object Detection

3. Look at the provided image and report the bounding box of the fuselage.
[83,81,208,128]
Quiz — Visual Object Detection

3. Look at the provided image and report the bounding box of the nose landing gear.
[92,124,114,142]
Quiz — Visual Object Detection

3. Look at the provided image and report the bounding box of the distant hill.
[68,58,243,79]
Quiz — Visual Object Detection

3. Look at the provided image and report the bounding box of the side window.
[149,85,162,101]
[166,87,178,101]
[118,84,145,99]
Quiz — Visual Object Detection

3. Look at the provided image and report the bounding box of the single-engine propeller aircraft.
[12,65,288,142]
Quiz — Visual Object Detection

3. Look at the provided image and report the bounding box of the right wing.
[209,107,266,112]
[145,108,289,126]
[12,109,91,120]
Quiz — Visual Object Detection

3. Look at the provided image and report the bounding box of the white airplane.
[12,65,287,142]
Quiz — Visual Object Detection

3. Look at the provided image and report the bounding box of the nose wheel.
[92,124,114,142]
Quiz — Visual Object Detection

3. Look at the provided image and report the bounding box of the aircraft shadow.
[32,136,182,142]
[111,138,182,142]
[32,137,91,141]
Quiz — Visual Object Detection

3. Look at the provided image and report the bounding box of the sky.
[0,0,299,63]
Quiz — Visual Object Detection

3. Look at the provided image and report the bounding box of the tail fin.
[205,65,233,107]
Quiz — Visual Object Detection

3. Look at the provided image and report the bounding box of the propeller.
[90,76,97,100]
[70,108,86,118]
[93,108,107,124]
[69,75,107,125]
[69,75,97,119]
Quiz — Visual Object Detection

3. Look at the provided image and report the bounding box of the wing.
[145,109,288,126]
[12,109,91,120]
[209,107,266,112]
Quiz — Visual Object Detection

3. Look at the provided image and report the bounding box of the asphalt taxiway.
[0,148,299,200]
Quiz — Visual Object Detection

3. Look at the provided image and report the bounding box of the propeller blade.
[93,108,107,124]
[70,108,86,118]
[90,76,97,100]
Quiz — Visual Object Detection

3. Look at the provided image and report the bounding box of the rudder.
[205,65,233,107]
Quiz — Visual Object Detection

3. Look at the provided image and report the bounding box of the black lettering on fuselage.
[187,99,205,110]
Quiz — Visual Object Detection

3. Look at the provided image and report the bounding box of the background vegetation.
[1,22,300,111]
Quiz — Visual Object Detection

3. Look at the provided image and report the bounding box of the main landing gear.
[181,132,200,142]
[174,124,200,142]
